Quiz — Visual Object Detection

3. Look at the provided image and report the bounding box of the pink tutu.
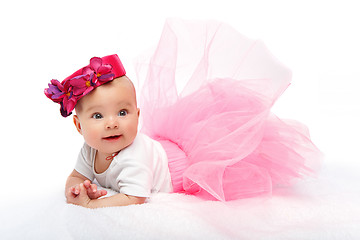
[136,19,322,201]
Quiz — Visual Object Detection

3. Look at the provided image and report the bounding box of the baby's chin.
[96,144,127,156]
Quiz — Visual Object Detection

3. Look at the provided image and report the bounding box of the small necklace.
[105,151,120,161]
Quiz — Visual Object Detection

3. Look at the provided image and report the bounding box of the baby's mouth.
[103,135,122,141]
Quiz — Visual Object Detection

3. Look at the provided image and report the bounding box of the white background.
[0,0,359,205]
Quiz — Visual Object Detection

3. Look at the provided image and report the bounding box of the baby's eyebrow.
[117,101,135,108]
[83,105,102,113]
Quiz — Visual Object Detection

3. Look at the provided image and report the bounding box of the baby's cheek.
[82,130,100,148]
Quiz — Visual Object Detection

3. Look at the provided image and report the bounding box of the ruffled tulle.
[136,19,322,201]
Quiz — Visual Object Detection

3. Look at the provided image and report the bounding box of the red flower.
[45,79,77,117]
[70,57,115,97]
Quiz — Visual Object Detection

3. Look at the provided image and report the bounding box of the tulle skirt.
[136,19,322,201]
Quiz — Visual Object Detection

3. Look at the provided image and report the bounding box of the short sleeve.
[114,157,153,198]
[74,143,95,181]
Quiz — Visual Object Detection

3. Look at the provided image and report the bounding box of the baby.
[46,22,322,205]
[45,55,172,208]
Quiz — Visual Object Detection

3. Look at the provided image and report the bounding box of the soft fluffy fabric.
[1,164,359,240]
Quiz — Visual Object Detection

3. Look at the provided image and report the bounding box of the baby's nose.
[106,117,119,129]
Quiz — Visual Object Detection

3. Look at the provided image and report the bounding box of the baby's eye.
[118,110,128,117]
[92,113,103,119]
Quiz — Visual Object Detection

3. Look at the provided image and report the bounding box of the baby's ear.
[73,115,82,135]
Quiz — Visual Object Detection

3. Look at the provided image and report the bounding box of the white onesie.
[75,133,173,198]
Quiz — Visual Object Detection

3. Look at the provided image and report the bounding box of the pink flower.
[45,79,77,117]
[84,57,115,82]
[45,79,65,102]
[70,74,98,96]
[69,57,115,97]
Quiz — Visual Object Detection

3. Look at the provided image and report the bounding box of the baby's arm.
[66,182,146,208]
[87,192,146,208]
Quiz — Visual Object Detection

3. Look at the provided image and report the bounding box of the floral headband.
[45,54,126,117]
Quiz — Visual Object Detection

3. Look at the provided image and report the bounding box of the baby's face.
[73,76,139,155]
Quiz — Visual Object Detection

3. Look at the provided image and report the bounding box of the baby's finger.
[66,187,74,199]
[91,189,107,199]
[71,186,80,195]
[79,183,87,195]
[90,184,97,193]
[99,189,107,197]
[83,180,91,189]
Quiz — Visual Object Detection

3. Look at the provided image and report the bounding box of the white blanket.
[1,164,359,240]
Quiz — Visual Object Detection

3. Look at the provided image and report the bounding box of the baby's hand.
[68,181,107,200]
[83,180,107,199]
[67,183,92,208]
